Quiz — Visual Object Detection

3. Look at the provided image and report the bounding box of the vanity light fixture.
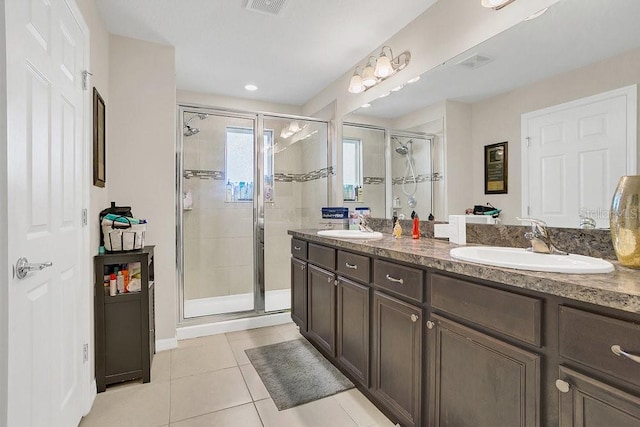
[481,0,515,10]
[348,46,411,94]
[280,120,308,139]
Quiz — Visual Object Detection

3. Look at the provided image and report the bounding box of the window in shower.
[225,127,273,202]
[342,137,363,201]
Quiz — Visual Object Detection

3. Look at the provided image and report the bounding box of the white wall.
[470,47,640,224]
[0,2,8,423]
[177,90,301,116]
[108,35,177,342]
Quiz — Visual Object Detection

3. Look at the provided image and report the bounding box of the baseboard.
[155,336,178,352]
[177,312,292,341]
[84,379,97,416]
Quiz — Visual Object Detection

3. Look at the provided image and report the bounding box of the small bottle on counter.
[412,214,420,240]
[393,220,403,238]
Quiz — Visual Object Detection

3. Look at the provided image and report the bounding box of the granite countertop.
[289,229,640,314]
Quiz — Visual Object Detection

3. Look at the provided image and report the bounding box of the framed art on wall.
[93,87,106,188]
[484,141,507,194]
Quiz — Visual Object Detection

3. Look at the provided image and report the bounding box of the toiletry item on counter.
[412,214,420,239]
[393,220,403,238]
[349,211,360,230]
[109,274,117,296]
[123,269,130,293]
[320,206,350,230]
[393,196,401,208]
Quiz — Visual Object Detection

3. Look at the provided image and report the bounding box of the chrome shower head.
[183,125,200,137]
[394,138,413,155]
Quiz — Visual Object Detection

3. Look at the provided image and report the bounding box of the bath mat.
[245,339,354,410]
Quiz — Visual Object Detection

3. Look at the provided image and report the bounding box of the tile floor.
[80,322,395,427]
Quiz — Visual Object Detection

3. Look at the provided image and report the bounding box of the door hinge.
[527,206,531,215]
[82,70,92,91]
[83,343,89,363]
[525,136,531,147]
[82,208,88,226]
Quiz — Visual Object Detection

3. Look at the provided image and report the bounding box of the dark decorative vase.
[610,175,640,268]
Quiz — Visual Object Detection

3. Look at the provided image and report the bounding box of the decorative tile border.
[184,169,224,180]
[363,177,385,185]
[274,166,334,182]
[391,173,442,185]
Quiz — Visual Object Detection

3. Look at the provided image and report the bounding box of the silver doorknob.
[555,379,571,393]
[15,257,53,279]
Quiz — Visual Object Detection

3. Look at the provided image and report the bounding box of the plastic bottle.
[123,270,130,293]
[393,221,403,238]
[109,274,117,296]
[226,181,233,201]
[116,271,124,294]
[412,215,420,239]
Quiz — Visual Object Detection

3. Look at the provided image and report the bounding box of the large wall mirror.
[342,0,640,228]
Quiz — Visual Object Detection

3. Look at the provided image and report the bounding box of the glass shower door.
[262,116,328,312]
[181,110,256,318]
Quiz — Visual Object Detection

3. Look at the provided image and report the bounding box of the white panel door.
[523,86,637,228]
[5,0,87,425]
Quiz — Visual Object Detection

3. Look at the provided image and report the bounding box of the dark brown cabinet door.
[428,314,540,427]
[291,257,307,331]
[337,277,370,386]
[307,264,336,356]
[558,366,640,427]
[372,291,422,427]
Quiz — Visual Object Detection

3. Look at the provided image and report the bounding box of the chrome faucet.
[517,218,568,255]
[358,213,374,232]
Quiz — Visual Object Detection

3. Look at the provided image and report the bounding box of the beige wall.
[445,101,473,218]
[108,35,177,342]
[177,90,302,116]
[470,48,640,224]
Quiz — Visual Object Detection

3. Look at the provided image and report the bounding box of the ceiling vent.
[245,0,289,16]
[457,54,494,70]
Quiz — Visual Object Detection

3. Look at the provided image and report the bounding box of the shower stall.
[177,107,329,321]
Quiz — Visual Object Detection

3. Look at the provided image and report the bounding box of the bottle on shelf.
[109,274,117,296]
[116,271,124,294]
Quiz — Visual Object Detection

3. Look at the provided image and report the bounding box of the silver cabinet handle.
[327,276,332,283]
[293,246,301,251]
[334,280,338,287]
[385,274,403,284]
[410,314,418,323]
[555,379,571,393]
[15,257,53,279]
[426,321,435,330]
[345,262,358,270]
[300,265,305,270]
[611,345,640,364]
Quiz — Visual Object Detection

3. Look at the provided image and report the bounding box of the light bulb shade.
[348,73,364,93]
[361,65,377,87]
[288,121,301,133]
[374,54,393,78]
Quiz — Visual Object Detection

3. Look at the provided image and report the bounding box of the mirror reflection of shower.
[392,136,418,208]
[183,113,210,137]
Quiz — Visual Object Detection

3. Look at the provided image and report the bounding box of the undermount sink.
[317,229,384,240]
[450,246,614,274]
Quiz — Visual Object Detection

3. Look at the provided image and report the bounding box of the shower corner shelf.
[93,246,155,392]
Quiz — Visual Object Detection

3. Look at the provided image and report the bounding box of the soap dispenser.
[412,213,420,240]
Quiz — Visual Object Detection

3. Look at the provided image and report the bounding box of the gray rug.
[245,339,354,410]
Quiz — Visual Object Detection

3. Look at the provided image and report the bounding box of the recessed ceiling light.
[378,92,390,98]
[481,0,515,10]
[406,76,421,84]
[391,85,405,92]
[245,84,258,91]
[524,7,548,21]
[361,103,371,108]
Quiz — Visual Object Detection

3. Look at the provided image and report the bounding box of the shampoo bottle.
[412,215,420,239]
[109,274,117,296]
[116,271,124,294]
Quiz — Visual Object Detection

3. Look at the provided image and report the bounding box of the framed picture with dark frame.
[484,141,508,194]
[93,87,106,188]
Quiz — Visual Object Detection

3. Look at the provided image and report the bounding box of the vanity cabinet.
[307,264,336,356]
[372,290,422,427]
[290,257,307,331]
[336,276,370,386]
[557,366,640,427]
[428,314,540,427]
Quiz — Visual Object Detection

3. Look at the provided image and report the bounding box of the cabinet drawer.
[559,306,640,386]
[291,239,308,260]
[373,260,423,303]
[430,273,542,347]
[337,251,370,283]
[308,243,335,270]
